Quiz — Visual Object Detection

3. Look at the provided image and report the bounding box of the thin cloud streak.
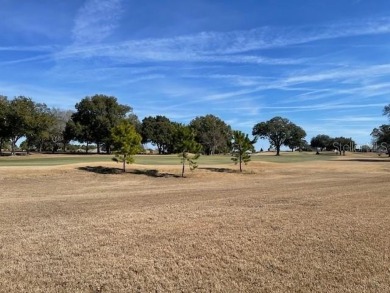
[56,17,390,65]
[0,45,58,52]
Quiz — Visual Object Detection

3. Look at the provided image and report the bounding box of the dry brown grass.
[0,157,389,292]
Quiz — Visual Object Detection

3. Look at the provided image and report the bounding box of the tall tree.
[6,97,36,155]
[310,134,332,154]
[284,125,306,152]
[111,120,142,172]
[189,114,232,155]
[331,137,356,155]
[252,116,304,156]
[0,96,9,154]
[141,116,176,154]
[24,103,55,154]
[384,104,390,119]
[172,124,202,177]
[371,125,390,156]
[70,95,132,154]
[47,109,73,152]
[231,130,256,172]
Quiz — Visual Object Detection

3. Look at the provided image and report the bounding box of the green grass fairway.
[0,151,342,167]
[0,155,112,166]
[251,151,338,163]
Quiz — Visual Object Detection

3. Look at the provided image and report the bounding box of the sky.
[1,0,390,149]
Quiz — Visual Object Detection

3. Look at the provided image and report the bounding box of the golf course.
[0,152,389,292]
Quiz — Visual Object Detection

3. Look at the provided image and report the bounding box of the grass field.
[0,151,339,167]
[0,153,389,292]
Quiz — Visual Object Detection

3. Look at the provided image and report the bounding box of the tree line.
[1,94,389,166]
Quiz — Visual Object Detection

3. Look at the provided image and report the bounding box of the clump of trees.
[310,135,356,155]
[252,116,306,156]
[66,94,137,154]
[141,115,176,154]
[371,104,390,156]
[189,114,232,155]
[0,96,73,155]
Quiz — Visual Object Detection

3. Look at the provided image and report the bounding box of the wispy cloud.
[0,54,52,66]
[284,64,390,84]
[261,103,387,113]
[56,17,390,64]
[72,0,123,44]
[0,45,57,52]
[320,116,385,122]
[7,16,390,67]
[56,44,302,65]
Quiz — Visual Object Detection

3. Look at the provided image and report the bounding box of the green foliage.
[4,97,37,155]
[111,120,142,172]
[173,124,202,177]
[371,125,390,156]
[141,115,176,154]
[331,137,356,155]
[0,96,9,153]
[0,97,75,154]
[189,114,232,155]
[384,104,390,119]
[69,95,134,154]
[231,130,256,172]
[310,134,332,153]
[284,125,307,151]
[25,103,56,153]
[252,116,305,156]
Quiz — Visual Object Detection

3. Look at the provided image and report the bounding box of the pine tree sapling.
[179,141,202,177]
[111,120,142,172]
[174,125,202,177]
[231,131,256,172]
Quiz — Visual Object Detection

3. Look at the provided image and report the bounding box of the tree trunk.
[276,145,280,156]
[123,155,126,172]
[97,142,100,154]
[181,154,185,177]
[11,137,17,156]
[26,140,30,155]
[239,153,242,172]
[86,142,89,153]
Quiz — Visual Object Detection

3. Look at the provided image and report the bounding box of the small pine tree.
[231,130,256,172]
[174,125,202,177]
[111,120,142,172]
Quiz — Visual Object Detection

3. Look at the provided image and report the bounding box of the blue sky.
[1,0,390,149]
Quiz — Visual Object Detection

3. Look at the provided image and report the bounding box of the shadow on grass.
[78,166,123,174]
[341,158,390,163]
[129,169,181,178]
[199,167,236,173]
[78,166,181,177]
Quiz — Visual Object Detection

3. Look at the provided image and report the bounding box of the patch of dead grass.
[0,159,389,292]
